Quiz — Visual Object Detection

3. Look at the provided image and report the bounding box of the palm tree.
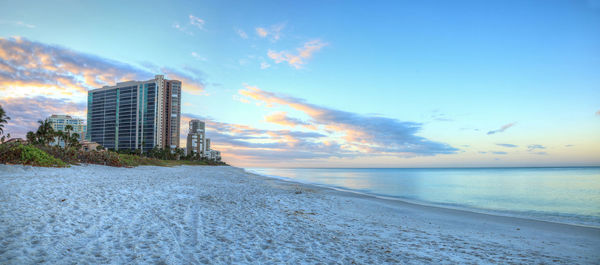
[63,124,73,148]
[0,105,10,136]
[26,131,36,144]
[55,130,65,147]
[35,119,55,145]
[69,132,81,149]
[1,133,10,143]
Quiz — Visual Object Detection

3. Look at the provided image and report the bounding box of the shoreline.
[245,167,600,230]
[1,164,599,263]
[243,167,600,235]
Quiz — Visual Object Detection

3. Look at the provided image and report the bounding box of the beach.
[1,165,599,264]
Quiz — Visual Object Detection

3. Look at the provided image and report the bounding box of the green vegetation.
[0,104,228,168]
[0,105,10,143]
[0,105,9,136]
[117,154,221,167]
[0,143,67,167]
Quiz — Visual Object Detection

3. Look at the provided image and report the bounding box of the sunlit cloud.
[255,23,285,41]
[180,113,345,164]
[0,96,86,138]
[0,37,146,100]
[267,40,328,69]
[496,143,518,148]
[239,85,458,156]
[487,122,516,135]
[264,111,316,130]
[596,109,600,116]
[0,37,208,99]
[256,27,268,37]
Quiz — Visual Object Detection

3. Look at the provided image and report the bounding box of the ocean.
[248,167,600,228]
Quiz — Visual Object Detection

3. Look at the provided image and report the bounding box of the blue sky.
[1,0,599,167]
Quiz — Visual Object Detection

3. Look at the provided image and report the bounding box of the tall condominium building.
[186,119,205,156]
[48,114,87,142]
[86,75,181,151]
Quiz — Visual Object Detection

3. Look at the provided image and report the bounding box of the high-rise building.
[86,75,181,151]
[186,119,205,156]
[48,114,87,146]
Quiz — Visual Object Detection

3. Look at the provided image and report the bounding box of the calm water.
[248,167,600,227]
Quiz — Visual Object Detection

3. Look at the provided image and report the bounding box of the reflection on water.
[249,167,600,227]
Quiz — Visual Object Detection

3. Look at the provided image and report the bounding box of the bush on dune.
[0,143,67,167]
[1,142,228,168]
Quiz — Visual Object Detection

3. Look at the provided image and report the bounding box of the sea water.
[248,167,600,228]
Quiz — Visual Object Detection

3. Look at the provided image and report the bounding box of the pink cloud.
[0,37,207,99]
[264,111,316,130]
[239,85,458,156]
[267,40,327,69]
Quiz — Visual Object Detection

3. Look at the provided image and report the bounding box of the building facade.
[186,119,205,156]
[186,119,221,161]
[86,75,181,151]
[48,114,87,143]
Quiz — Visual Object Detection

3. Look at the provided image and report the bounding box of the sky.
[0,0,599,167]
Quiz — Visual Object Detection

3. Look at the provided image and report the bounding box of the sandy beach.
[1,165,599,264]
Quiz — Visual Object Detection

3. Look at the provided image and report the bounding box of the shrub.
[0,143,67,167]
[77,150,127,167]
[37,145,80,165]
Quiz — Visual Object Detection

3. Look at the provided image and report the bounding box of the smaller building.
[48,114,87,147]
[80,140,101,152]
[186,119,206,156]
[185,119,221,161]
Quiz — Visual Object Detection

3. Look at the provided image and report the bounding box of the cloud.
[173,15,206,34]
[496,143,518,148]
[532,152,548,155]
[0,20,35,28]
[256,28,268,38]
[189,15,205,30]
[191,52,207,61]
[239,85,458,156]
[596,110,600,116]
[487,122,516,135]
[267,40,328,69]
[0,37,207,99]
[180,113,345,163]
[0,96,86,138]
[260,62,271,69]
[492,151,508,155]
[255,23,285,41]
[0,37,149,100]
[235,28,248,39]
[565,144,575,147]
[527,144,545,151]
[264,111,316,130]
[430,111,453,122]
[173,22,192,35]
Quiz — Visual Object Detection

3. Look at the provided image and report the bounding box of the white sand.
[0,165,599,264]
